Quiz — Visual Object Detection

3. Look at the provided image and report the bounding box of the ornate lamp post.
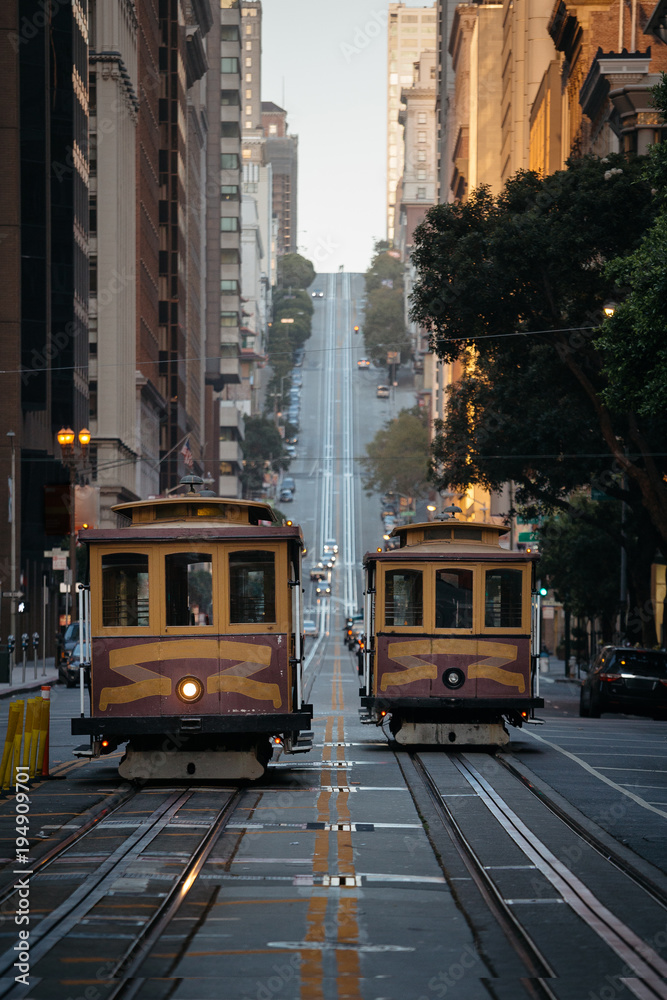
[57,427,90,623]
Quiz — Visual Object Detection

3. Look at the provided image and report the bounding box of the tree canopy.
[596,75,667,419]
[536,496,622,642]
[362,245,411,367]
[240,415,289,496]
[360,406,430,499]
[409,153,666,641]
[277,253,316,290]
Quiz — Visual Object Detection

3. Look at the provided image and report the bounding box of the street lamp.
[57,427,90,624]
[603,300,617,318]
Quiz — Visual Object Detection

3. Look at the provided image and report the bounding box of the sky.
[261,0,429,274]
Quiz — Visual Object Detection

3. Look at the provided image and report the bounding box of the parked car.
[60,641,85,688]
[57,621,89,665]
[357,358,371,369]
[279,488,294,503]
[303,619,319,636]
[292,372,303,387]
[580,646,667,718]
[282,476,296,492]
[284,444,297,458]
[285,434,298,446]
[376,385,390,398]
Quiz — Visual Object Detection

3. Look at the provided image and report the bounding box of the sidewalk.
[537,653,584,693]
[0,656,59,699]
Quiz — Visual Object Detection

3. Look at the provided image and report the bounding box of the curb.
[0,676,60,700]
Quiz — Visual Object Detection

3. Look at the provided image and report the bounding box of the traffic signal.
[538,586,548,597]
[18,601,30,614]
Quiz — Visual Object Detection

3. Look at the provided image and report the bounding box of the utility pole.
[7,431,16,651]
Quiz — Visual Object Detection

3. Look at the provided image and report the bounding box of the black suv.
[580,646,667,718]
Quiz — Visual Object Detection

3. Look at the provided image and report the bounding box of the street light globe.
[603,300,617,318]
[57,427,75,448]
[78,428,91,448]
[427,504,437,512]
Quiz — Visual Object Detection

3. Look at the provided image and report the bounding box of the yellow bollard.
[29,698,42,780]
[36,690,50,777]
[21,700,34,772]
[12,702,25,788]
[0,702,22,792]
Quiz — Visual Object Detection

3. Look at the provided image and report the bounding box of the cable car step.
[522,717,545,725]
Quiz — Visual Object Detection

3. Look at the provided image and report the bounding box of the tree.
[363,286,411,367]
[360,407,430,499]
[410,155,666,642]
[277,253,316,290]
[240,415,289,496]
[365,248,404,294]
[597,75,667,419]
[536,497,622,644]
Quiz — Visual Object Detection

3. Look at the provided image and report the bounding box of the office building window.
[418,131,426,143]
[417,187,426,199]
[221,57,239,74]
[418,112,427,124]
[220,217,239,231]
[221,153,239,169]
[245,73,252,82]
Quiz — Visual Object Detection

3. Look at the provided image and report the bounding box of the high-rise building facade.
[261,102,298,255]
[0,0,90,642]
[387,2,437,243]
[88,0,139,524]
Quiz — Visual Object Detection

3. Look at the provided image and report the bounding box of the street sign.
[2,591,24,599]
[52,556,68,570]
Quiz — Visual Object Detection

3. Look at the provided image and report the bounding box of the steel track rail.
[451,753,667,1000]
[0,787,242,998]
[407,752,559,998]
[0,781,136,910]
[496,751,667,912]
[99,787,241,999]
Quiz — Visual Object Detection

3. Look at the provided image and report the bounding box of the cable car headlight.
[176,676,204,703]
[442,668,466,690]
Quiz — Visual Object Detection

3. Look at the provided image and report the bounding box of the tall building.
[261,102,298,255]
[435,0,456,204]
[446,2,503,202]
[207,1,245,497]
[500,0,556,184]
[88,1,139,524]
[135,0,165,501]
[0,0,90,643]
[387,2,437,243]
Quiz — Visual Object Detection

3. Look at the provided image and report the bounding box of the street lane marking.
[523,730,667,819]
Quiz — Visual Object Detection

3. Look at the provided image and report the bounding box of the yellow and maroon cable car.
[360,516,544,746]
[72,482,312,780]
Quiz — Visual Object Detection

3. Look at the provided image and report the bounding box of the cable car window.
[102,553,149,627]
[229,550,276,623]
[165,552,213,626]
[485,569,523,628]
[435,569,473,628]
[385,569,423,627]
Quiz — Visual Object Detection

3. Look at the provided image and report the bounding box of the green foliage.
[277,253,316,290]
[362,246,410,367]
[536,497,621,635]
[362,286,411,367]
[365,249,404,294]
[409,156,667,567]
[596,76,667,418]
[597,212,667,416]
[360,407,430,499]
[240,415,289,496]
